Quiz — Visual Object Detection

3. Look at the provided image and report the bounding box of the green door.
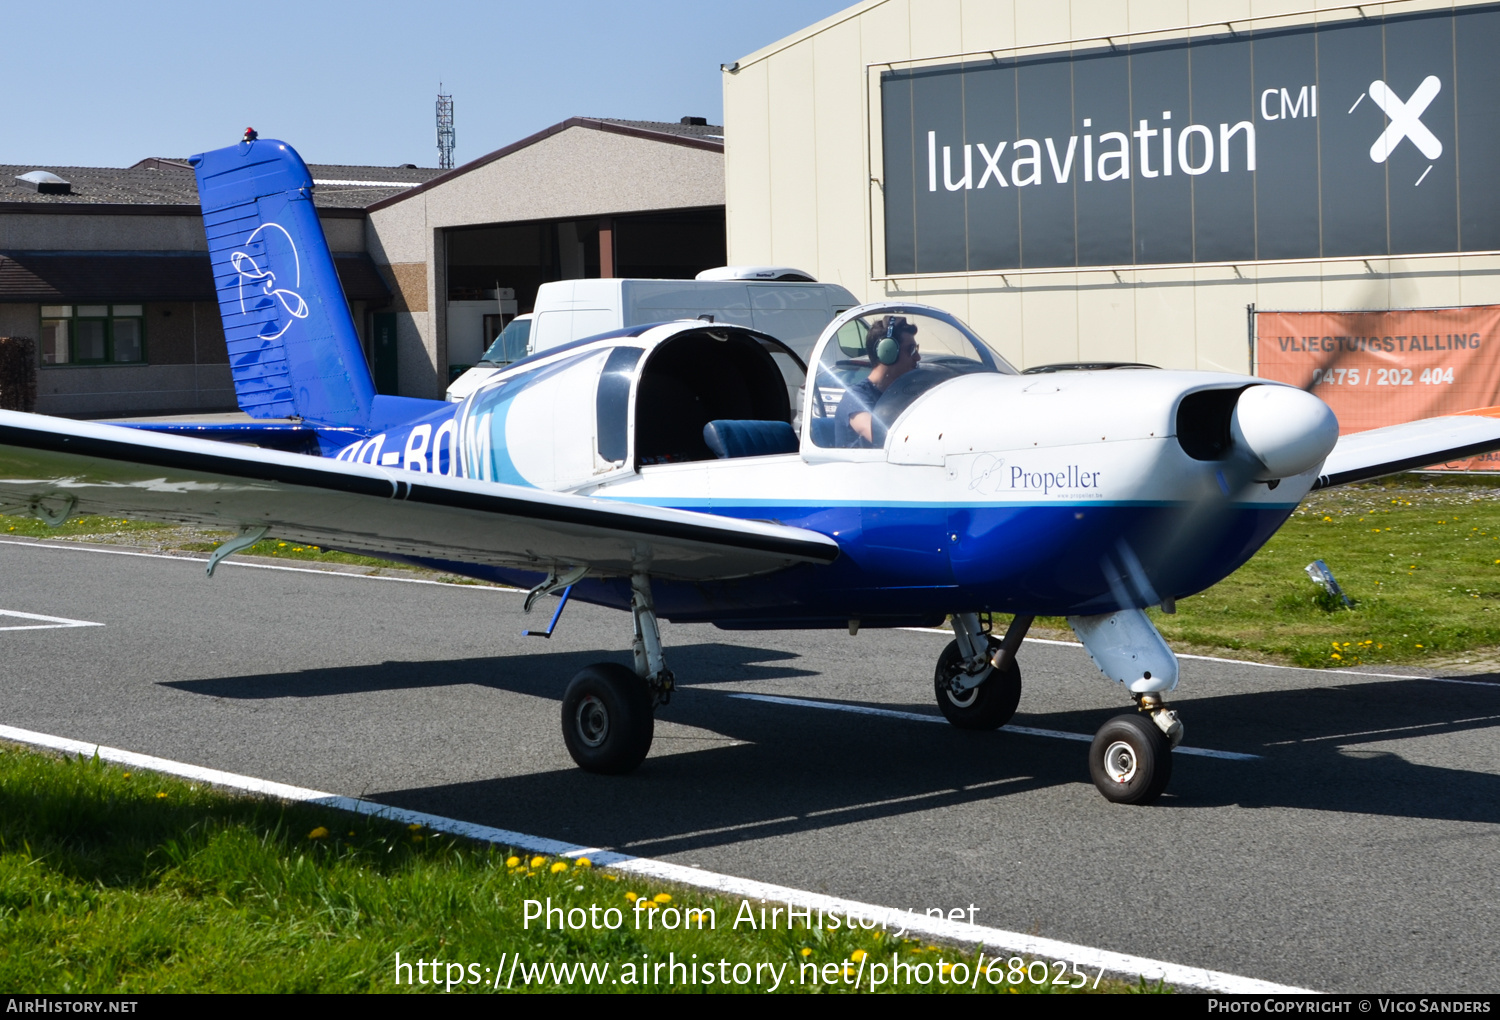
[373,313,399,395]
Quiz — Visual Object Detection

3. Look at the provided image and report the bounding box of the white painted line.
[899,627,1499,688]
[725,692,1262,761]
[0,538,521,592]
[0,609,104,631]
[0,722,1313,995]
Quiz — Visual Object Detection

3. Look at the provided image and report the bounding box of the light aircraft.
[4,136,1499,804]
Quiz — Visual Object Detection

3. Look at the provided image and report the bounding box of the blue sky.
[4,0,851,169]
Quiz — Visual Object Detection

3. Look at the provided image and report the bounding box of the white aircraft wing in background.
[1313,407,1500,489]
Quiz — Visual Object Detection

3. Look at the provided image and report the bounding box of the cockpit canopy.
[457,322,808,490]
[805,304,1019,448]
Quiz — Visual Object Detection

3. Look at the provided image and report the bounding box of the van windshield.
[481,317,531,364]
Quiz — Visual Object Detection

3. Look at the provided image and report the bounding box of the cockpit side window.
[635,329,794,467]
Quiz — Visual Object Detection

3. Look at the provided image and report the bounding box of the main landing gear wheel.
[934,638,1022,730]
[1088,713,1172,805]
[561,663,654,775]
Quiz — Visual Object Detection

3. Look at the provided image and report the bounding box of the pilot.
[835,315,920,447]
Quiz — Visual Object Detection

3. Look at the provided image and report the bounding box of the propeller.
[1111,273,1388,609]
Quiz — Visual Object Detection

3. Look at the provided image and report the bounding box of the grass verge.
[0,744,1156,994]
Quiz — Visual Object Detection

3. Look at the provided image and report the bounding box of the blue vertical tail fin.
[191,137,375,426]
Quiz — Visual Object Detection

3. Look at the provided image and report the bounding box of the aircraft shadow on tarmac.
[163,646,1500,851]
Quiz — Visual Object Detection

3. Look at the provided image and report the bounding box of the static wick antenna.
[436,85,455,170]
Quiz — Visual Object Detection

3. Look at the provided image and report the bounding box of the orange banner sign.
[1256,307,1500,471]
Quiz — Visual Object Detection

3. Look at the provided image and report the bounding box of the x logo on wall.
[1367,76,1443,163]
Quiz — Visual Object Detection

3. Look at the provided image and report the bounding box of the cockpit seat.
[702,419,799,459]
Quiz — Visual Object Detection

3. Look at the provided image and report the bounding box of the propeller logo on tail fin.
[230,222,309,341]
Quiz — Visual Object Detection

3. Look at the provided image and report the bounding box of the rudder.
[192,137,375,426]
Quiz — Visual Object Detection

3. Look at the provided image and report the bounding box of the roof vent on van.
[696,266,817,283]
[15,170,70,195]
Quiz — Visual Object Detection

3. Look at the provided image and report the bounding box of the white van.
[445,269,857,402]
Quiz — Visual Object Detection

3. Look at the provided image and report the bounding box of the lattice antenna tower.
[436,86,455,170]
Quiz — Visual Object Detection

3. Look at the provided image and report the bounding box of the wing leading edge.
[0,411,839,582]
[1313,407,1500,489]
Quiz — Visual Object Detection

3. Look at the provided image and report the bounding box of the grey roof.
[595,118,724,141]
[0,160,444,210]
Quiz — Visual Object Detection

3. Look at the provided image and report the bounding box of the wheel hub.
[575,695,610,748]
[1102,740,1138,783]
[946,661,992,697]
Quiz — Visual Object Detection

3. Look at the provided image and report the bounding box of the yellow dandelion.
[1323,516,1333,521]
[122,772,131,778]
[574,858,592,868]
[155,792,167,799]
[851,949,867,962]
[412,834,425,842]
[1416,644,1424,648]
[941,962,954,974]
[308,826,329,839]
[653,893,671,904]
[644,901,659,910]
[625,892,639,902]
[550,861,568,874]
[506,856,521,868]
[347,831,356,836]
[530,856,546,869]
[408,823,422,831]
[800,947,813,957]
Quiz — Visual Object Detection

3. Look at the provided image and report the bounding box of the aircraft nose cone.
[1231,385,1339,478]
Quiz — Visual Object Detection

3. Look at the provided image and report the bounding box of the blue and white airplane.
[4,136,1499,803]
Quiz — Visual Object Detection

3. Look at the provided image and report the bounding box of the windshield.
[481,317,531,364]
[807,307,1016,449]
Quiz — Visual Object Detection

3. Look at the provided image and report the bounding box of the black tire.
[1088,713,1173,805]
[933,638,1022,730]
[560,663,654,775]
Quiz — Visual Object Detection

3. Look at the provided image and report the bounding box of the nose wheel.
[1088,713,1172,804]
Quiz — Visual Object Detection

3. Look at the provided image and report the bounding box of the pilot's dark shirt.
[834,378,883,448]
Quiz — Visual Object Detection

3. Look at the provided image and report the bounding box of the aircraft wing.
[1313,407,1500,489]
[0,411,839,582]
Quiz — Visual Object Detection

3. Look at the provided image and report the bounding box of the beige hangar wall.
[723,0,1500,374]
[366,126,725,399]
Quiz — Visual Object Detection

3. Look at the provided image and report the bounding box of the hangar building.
[722,0,1500,374]
[0,159,425,417]
[0,117,723,415]
[364,117,724,399]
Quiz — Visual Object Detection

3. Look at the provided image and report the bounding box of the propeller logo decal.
[1367,76,1443,163]
[229,222,310,341]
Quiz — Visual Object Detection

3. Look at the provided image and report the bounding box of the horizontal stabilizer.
[1313,408,1500,488]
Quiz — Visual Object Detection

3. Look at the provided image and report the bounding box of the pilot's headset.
[875,316,907,365]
